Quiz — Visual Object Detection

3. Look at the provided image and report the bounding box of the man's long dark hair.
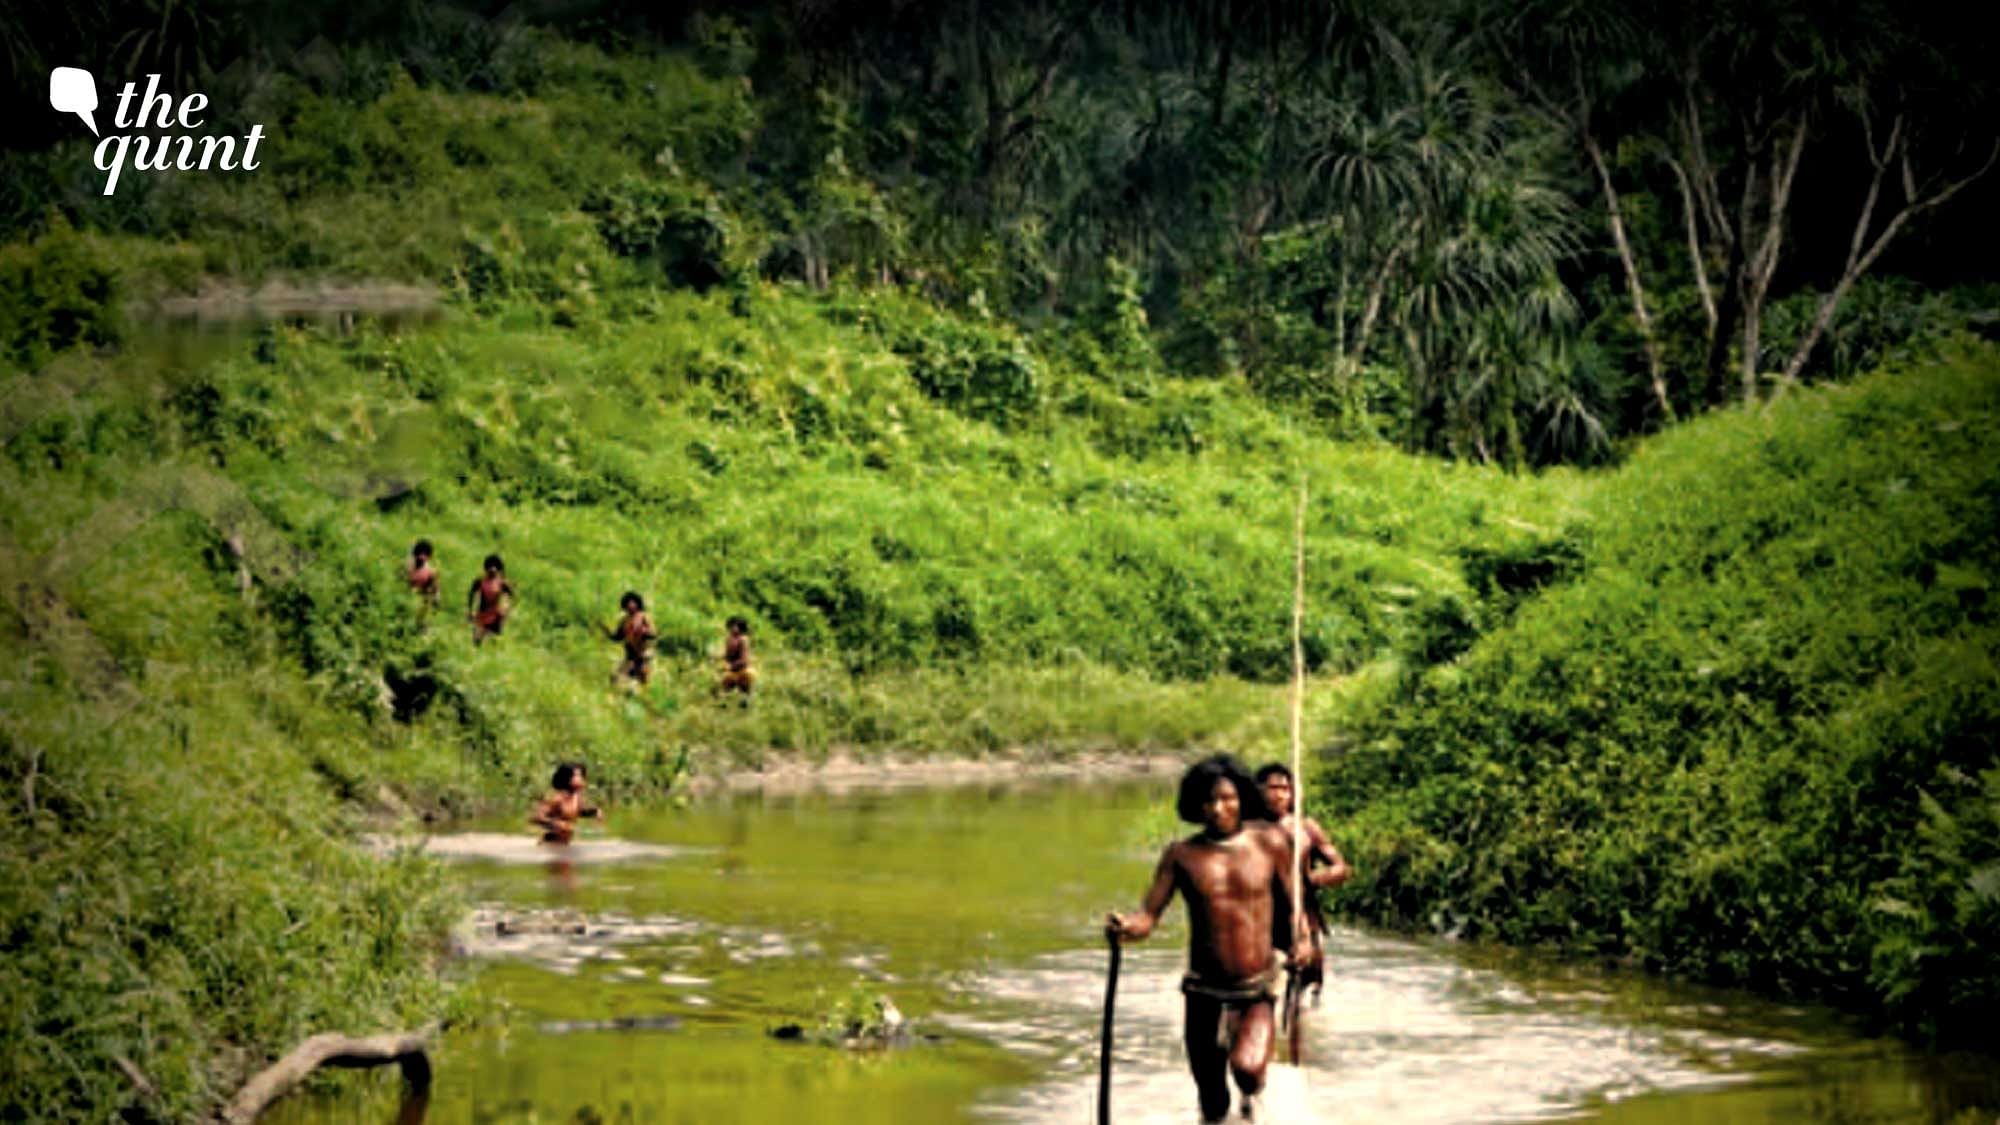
[1175,754,1271,825]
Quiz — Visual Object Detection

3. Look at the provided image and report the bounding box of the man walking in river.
[1107,754,1305,1122]
[1258,761,1351,1061]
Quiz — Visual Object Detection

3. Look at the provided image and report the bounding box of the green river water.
[263,777,1998,1124]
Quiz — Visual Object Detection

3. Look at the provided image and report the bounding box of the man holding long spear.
[1258,761,1351,1060]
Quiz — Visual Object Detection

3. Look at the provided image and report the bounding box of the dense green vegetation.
[1323,342,2000,1045]
[3,1,1998,1116]
[7,0,1998,456]
[0,468,469,1116]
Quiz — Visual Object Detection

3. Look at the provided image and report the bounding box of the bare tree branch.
[1664,153,1717,328]
[1780,128,2000,386]
[1583,133,1672,420]
[221,1030,433,1125]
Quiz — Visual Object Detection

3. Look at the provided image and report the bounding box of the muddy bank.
[360,831,697,865]
[135,278,442,322]
[683,748,1190,796]
[366,748,1193,826]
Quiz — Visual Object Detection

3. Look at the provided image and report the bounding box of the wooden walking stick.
[1099,931,1122,1125]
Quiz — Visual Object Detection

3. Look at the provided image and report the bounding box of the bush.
[586,176,744,290]
[1760,276,1970,383]
[0,216,122,371]
[1323,343,2000,1044]
[890,314,1043,425]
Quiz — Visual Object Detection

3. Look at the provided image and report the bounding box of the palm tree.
[1296,26,1582,461]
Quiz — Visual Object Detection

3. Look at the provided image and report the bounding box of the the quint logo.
[49,67,267,196]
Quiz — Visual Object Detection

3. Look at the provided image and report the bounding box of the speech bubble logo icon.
[50,67,99,136]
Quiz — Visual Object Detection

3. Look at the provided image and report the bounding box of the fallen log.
[220,1029,432,1124]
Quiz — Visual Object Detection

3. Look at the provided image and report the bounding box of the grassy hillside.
[3,282,1580,797]
[1322,341,2000,1044]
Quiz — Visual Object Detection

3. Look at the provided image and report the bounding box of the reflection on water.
[270,778,1999,1124]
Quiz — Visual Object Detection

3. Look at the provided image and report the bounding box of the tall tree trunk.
[1582,134,1673,421]
[1664,155,1717,331]
[1705,239,1744,404]
[1737,114,1808,400]
[1673,72,1749,403]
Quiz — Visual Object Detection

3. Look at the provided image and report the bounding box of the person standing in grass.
[405,539,440,608]
[1107,754,1305,1123]
[531,762,601,845]
[718,615,756,703]
[467,554,516,645]
[1257,761,1352,1056]
[607,591,658,688]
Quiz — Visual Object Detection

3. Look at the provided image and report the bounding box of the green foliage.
[1322,343,2000,1044]
[0,216,122,371]
[889,311,1043,425]
[586,176,745,290]
[0,508,469,1120]
[4,13,1992,1113]
[1761,277,1984,384]
[1079,256,1159,380]
[773,982,908,1046]
[0,275,1589,1117]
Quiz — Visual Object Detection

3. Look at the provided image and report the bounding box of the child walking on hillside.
[467,554,516,645]
[607,591,659,688]
[718,616,755,704]
[405,539,440,608]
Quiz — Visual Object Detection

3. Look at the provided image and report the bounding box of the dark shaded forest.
[8,0,1998,465]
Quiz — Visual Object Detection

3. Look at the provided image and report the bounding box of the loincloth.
[1181,963,1281,1007]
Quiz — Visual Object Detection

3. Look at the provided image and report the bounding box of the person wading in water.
[467,554,515,645]
[531,762,601,845]
[1257,761,1351,1059]
[1106,754,1305,1123]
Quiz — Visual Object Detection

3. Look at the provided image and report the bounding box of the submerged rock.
[538,1015,683,1035]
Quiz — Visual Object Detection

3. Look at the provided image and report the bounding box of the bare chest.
[1177,839,1277,905]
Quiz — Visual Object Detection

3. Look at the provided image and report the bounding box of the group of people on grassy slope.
[1108,754,1351,1122]
[401,540,757,697]
[401,539,515,644]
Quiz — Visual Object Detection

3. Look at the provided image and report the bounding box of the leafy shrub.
[891,315,1043,424]
[585,176,744,290]
[1761,275,1969,383]
[1324,343,2000,1044]
[0,216,122,371]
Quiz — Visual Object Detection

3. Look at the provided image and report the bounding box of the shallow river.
[271,778,1997,1123]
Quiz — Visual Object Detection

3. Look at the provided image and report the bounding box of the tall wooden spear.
[1283,476,1309,1055]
